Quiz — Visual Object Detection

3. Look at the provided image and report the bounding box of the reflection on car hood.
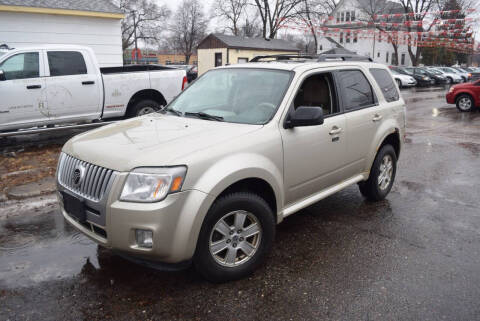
[62,114,261,171]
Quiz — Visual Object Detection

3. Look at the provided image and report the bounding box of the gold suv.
[56,55,406,282]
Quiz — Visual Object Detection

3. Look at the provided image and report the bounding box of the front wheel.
[359,144,397,201]
[456,94,474,112]
[194,192,275,283]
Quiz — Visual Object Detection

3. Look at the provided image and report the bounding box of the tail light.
[181,76,188,90]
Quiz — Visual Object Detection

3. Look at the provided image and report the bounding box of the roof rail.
[249,54,317,62]
[317,54,373,62]
[250,53,373,63]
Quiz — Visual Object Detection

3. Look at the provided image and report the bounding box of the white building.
[0,0,124,67]
[318,0,417,66]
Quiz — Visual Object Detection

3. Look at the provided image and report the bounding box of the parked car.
[57,54,405,282]
[446,79,480,112]
[390,68,416,88]
[427,67,462,84]
[450,67,472,82]
[463,67,480,82]
[168,64,198,83]
[406,67,447,85]
[391,66,432,87]
[0,45,187,132]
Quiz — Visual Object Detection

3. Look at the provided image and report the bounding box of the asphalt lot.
[1,88,480,320]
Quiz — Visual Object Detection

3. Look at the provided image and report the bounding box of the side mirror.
[0,70,5,81]
[285,106,324,129]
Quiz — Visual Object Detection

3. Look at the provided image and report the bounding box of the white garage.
[0,0,124,67]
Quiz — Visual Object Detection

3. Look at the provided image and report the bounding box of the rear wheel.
[128,99,163,118]
[359,144,397,201]
[456,94,474,112]
[446,77,452,84]
[396,79,402,89]
[194,192,275,283]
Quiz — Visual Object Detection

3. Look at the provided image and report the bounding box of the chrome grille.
[58,153,115,201]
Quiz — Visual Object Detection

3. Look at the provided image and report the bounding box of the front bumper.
[446,91,456,104]
[58,172,214,264]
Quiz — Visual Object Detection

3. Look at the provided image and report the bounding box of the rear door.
[0,50,48,130]
[44,50,102,120]
[335,68,380,177]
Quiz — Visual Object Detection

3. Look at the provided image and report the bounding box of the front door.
[281,72,347,205]
[0,51,48,131]
[44,50,101,120]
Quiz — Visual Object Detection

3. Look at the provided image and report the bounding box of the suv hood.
[63,114,262,172]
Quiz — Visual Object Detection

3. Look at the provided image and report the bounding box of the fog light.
[135,229,153,248]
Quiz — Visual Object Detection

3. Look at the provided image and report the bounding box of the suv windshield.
[166,68,292,125]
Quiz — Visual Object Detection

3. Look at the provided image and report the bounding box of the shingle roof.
[0,0,122,14]
[212,33,299,51]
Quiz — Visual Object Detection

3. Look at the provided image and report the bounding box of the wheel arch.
[366,123,402,177]
[455,91,476,107]
[126,89,167,114]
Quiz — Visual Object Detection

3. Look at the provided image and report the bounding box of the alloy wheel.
[378,155,393,191]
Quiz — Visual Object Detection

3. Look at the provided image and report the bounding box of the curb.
[6,177,57,200]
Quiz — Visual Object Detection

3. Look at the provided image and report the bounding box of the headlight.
[422,76,429,80]
[449,87,455,93]
[120,166,187,202]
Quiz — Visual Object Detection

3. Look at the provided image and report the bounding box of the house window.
[346,11,350,22]
[351,11,356,21]
[386,52,389,63]
[337,13,340,23]
[237,57,248,63]
[401,53,406,65]
[320,44,323,51]
[215,52,222,67]
[353,33,358,43]
[346,33,350,43]
[341,12,344,22]
[340,32,343,43]
[378,33,382,43]
[377,52,380,58]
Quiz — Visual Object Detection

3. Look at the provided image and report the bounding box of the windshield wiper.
[185,112,224,121]
[162,107,183,116]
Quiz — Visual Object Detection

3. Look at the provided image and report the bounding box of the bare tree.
[116,0,170,51]
[170,0,208,64]
[295,0,338,54]
[240,16,264,37]
[252,0,304,38]
[214,0,248,35]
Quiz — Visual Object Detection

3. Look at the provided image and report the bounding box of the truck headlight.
[120,166,187,202]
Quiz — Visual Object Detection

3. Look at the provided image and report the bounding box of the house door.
[215,53,222,67]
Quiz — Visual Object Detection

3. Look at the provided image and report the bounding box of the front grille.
[58,153,115,202]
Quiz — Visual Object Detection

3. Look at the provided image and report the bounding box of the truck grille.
[58,153,115,202]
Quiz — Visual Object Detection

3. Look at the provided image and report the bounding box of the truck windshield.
[166,68,292,125]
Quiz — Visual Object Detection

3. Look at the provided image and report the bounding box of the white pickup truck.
[0,45,187,132]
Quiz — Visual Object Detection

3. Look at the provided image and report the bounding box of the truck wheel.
[358,144,397,201]
[194,192,275,283]
[456,94,474,112]
[129,99,162,117]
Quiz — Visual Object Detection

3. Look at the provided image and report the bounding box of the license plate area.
[61,191,86,223]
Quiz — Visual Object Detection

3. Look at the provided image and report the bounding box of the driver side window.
[294,73,337,116]
[0,52,39,80]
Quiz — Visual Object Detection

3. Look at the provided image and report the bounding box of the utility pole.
[132,10,138,64]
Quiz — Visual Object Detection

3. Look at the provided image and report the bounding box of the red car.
[446,80,480,112]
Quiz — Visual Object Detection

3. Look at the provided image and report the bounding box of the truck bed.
[100,64,176,74]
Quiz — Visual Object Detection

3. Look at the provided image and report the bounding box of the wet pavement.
[1,89,480,320]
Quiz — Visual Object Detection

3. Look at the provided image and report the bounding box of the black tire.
[446,77,452,84]
[358,144,397,201]
[396,79,402,89]
[456,94,474,112]
[128,99,162,118]
[194,192,275,283]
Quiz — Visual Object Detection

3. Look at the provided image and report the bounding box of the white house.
[0,0,124,67]
[318,0,417,66]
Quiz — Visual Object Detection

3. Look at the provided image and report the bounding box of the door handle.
[329,126,343,135]
[26,85,41,89]
[82,81,95,85]
[372,114,383,122]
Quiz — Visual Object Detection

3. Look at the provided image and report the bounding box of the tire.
[396,79,402,89]
[456,94,474,112]
[194,192,275,283]
[446,77,452,84]
[358,144,397,201]
[128,99,162,118]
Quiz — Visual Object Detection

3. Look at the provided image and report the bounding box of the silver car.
[56,56,406,282]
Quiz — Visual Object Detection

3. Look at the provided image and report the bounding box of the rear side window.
[369,68,399,102]
[336,70,375,111]
[48,51,87,76]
